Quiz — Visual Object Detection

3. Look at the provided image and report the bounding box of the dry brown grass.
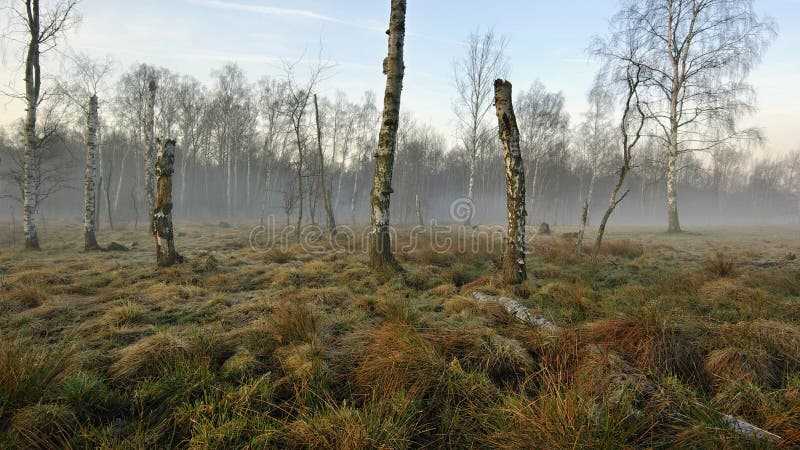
[1,222,799,447]
[3,285,49,309]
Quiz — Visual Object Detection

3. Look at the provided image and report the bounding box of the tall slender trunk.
[246,152,251,211]
[494,79,527,284]
[335,144,347,210]
[113,146,129,214]
[529,158,540,224]
[415,193,424,226]
[23,0,41,249]
[295,128,304,238]
[226,150,232,218]
[145,79,157,227]
[575,170,595,254]
[179,145,189,208]
[465,153,477,226]
[369,0,406,272]
[84,95,100,250]
[153,139,183,267]
[666,126,681,232]
[260,166,272,225]
[314,94,337,235]
[351,160,360,225]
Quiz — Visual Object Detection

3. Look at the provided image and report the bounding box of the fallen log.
[470,290,782,444]
[472,291,558,330]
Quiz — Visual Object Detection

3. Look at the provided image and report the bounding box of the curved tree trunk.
[494,79,527,284]
[84,95,100,250]
[369,0,406,272]
[152,139,183,267]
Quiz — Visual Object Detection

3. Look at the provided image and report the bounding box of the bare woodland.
[0,0,799,447]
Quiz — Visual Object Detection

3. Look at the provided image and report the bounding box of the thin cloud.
[184,0,383,32]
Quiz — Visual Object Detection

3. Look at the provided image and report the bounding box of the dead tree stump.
[494,79,527,284]
[152,139,183,267]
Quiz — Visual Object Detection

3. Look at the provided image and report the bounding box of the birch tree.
[8,0,80,249]
[598,0,776,232]
[516,82,569,220]
[282,57,327,237]
[593,60,646,263]
[83,94,99,249]
[145,78,156,222]
[494,79,527,284]
[369,0,406,272]
[452,29,508,226]
[575,76,615,254]
[58,53,115,249]
[314,94,336,235]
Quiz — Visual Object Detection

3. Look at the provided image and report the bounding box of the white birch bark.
[22,0,41,250]
[314,94,337,235]
[494,79,527,284]
[369,0,406,271]
[84,95,100,250]
[145,79,157,225]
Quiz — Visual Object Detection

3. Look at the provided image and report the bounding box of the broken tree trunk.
[472,291,557,330]
[314,94,337,235]
[369,0,406,272]
[152,139,183,267]
[84,95,100,250]
[471,290,782,444]
[493,79,527,284]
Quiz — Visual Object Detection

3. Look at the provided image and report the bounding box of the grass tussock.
[3,285,49,309]
[704,251,739,279]
[1,223,798,447]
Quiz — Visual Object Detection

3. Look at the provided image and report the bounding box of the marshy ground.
[1,221,799,448]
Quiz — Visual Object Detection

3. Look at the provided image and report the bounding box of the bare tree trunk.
[179,146,189,207]
[335,144,347,210]
[351,160,360,225]
[593,168,630,263]
[465,154,476,226]
[152,139,183,267]
[84,96,100,250]
[10,207,16,249]
[494,79,527,284]
[145,79,157,228]
[295,149,304,237]
[314,94,337,235]
[23,0,41,250]
[95,176,102,232]
[246,151,251,211]
[226,151,232,218]
[593,66,644,263]
[260,167,272,226]
[369,0,406,272]
[529,158,540,224]
[666,126,681,232]
[415,193,424,226]
[575,171,595,254]
[104,165,113,231]
[113,146,129,214]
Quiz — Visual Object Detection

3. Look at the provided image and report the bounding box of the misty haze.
[0,0,799,448]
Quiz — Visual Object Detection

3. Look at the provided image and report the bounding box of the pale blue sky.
[1,0,798,154]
